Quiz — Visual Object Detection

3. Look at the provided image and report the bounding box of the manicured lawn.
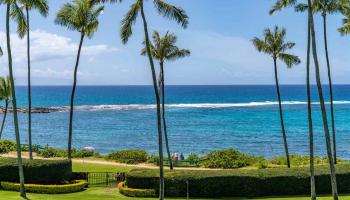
[72,162,134,172]
[1,187,350,200]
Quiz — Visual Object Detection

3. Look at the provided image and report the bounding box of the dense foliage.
[106,150,148,164]
[0,139,16,154]
[126,164,350,197]
[201,149,261,169]
[0,180,88,194]
[0,158,72,184]
[38,147,95,158]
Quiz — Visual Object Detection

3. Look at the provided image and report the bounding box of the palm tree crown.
[252,26,301,67]
[0,0,28,38]
[55,0,103,37]
[0,76,12,102]
[339,7,350,35]
[141,31,190,62]
[120,0,189,44]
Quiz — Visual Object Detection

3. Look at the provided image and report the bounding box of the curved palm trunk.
[308,1,338,199]
[306,16,316,200]
[26,7,33,160]
[68,33,85,160]
[6,4,26,198]
[322,14,336,164]
[140,1,164,199]
[273,58,290,168]
[160,61,173,170]
[0,101,9,138]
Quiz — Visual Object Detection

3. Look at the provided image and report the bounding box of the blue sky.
[0,0,350,85]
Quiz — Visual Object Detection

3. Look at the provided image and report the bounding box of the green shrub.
[0,139,16,154]
[125,164,350,197]
[107,150,148,164]
[38,148,95,158]
[38,147,67,158]
[0,158,72,184]
[147,155,159,165]
[1,180,88,194]
[187,153,199,162]
[270,155,325,166]
[200,149,259,169]
[118,181,156,197]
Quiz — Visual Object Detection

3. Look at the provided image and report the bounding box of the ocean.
[1,85,350,159]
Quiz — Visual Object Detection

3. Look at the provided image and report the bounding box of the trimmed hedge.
[1,180,88,194]
[107,149,148,164]
[0,158,72,184]
[126,164,350,197]
[118,181,156,197]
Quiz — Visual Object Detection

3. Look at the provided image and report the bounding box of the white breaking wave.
[48,101,350,112]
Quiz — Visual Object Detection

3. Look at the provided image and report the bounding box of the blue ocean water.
[2,85,350,159]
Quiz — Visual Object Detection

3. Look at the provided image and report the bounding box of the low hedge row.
[0,158,72,184]
[0,180,88,194]
[118,181,156,197]
[126,164,350,197]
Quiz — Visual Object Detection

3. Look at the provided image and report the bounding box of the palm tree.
[91,0,188,199]
[270,1,316,198]
[0,76,12,138]
[55,0,104,160]
[252,27,300,169]
[295,0,344,165]
[141,31,190,170]
[19,0,49,160]
[308,0,338,199]
[338,6,350,35]
[0,0,27,197]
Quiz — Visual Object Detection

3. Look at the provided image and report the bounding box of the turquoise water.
[1,85,350,158]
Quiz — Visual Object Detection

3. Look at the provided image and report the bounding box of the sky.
[0,0,350,85]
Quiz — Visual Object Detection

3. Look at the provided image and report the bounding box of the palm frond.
[278,53,301,68]
[269,0,298,15]
[120,0,141,44]
[166,48,190,61]
[11,2,27,38]
[295,3,308,12]
[153,0,189,28]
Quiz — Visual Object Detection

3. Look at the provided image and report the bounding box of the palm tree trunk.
[140,1,164,199]
[160,61,173,170]
[0,101,9,138]
[322,14,337,164]
[6,4,26,198]
[68,33,85,160]
[26,7,33,160]
[273,58,290,168]
[308,1,338,199]
[307,14,316,200]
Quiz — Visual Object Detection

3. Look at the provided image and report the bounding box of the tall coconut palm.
[252,27,300,169]
[141,31,190,170]
[270,1,316,198]
[91,1,188,199]
[0,76,12,138]
[308,0,339,199]
[18,0,49,160]
[295,0,344,164]
[0,0,27,197]
[55,0,104,160]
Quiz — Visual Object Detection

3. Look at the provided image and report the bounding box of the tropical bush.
[106,150,148,164]
[0,158,72,184]
[38,147,95,158]
[200,149,260,169]
[270,154,326,166]
[0,139,16,154]
[118,181,156,197]
[187,153,200,163]
[126,164,350,197]
[1,180,88,194]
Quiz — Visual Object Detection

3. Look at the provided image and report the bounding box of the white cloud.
[0,29,117,64]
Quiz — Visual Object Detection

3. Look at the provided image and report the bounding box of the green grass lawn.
[72,162,134,172]
[0,187,350,200]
